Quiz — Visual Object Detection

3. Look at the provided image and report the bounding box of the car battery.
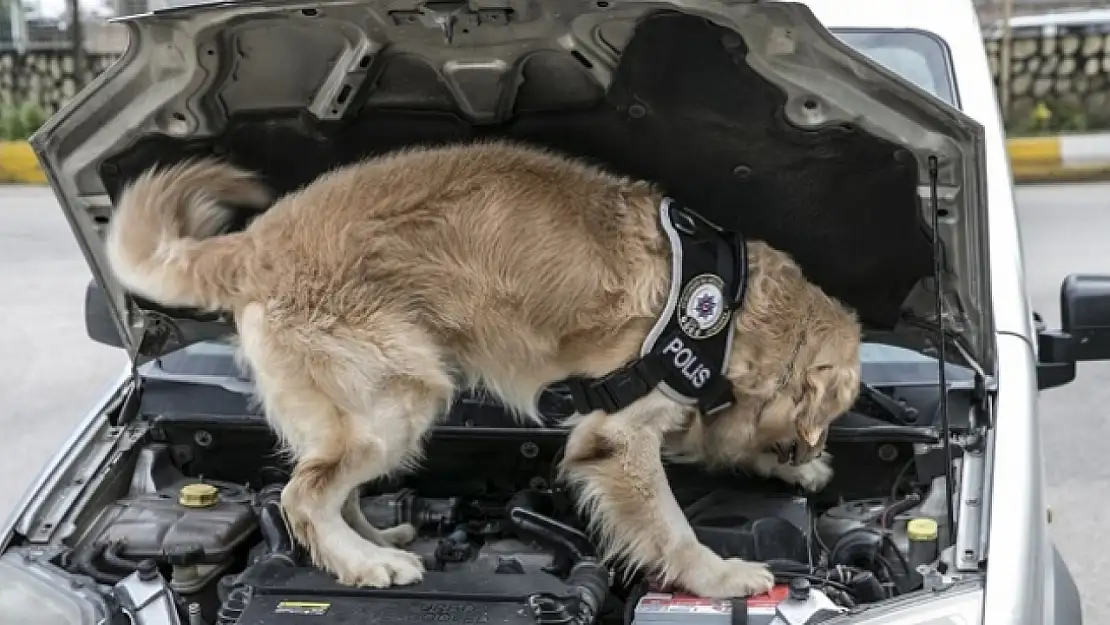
[632,585,791,625]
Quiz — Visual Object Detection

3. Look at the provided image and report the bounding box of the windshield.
[831,29,958,107]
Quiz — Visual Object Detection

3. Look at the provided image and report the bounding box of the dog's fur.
[105,141,861,598]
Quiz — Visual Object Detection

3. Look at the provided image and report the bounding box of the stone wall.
[0,21,127,116]
[0,49,118,115]
[985,28,1110,134]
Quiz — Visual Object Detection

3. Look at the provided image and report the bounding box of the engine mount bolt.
[877,444,898,462]
[194,430,213,447]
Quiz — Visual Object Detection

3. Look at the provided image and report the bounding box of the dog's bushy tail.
[105,158,272,311]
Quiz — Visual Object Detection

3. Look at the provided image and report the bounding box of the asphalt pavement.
[1016,183,1110,625]
[0,187,125,517]
[0,183,1107,620]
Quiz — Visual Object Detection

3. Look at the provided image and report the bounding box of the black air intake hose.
[528,560,609,625]
[74,544,127,584]
[828,527,884,571]
[506,502,609,625]
[508,506,595,563]
[215,483,294,624]
[215,584,253,625]
[255,483,296,567]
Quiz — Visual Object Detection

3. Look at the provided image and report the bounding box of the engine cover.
[232,569,577,624]
[227,534,608,625]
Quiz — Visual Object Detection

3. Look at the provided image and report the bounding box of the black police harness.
[563,198,748,418]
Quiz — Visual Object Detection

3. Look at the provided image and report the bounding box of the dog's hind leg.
[560,392,774,599]
[239,303,451,587]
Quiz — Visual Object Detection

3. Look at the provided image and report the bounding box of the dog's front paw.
[778,453,834,493]
[328,545,425,588]
[677,556,775,598]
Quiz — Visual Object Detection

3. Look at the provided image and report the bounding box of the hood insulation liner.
[99,10,934,330]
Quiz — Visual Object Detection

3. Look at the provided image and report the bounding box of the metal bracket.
[135,311,186,359]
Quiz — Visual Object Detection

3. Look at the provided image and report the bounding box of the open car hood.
[31,0,993,372]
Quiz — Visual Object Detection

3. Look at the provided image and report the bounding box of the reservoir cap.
[907,517,939,542]
[179,483,219,508]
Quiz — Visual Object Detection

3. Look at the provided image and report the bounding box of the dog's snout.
[790,442,817,466]
[766,441,795,464]
[790,428,829,466]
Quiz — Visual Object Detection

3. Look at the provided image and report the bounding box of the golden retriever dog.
[105,141,861,598]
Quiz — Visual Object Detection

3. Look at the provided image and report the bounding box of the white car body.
[0,0,1088,624]
[810,2,1063,622]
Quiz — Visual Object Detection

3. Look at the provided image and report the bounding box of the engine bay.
[2,0,1004,621]
[6,360,977,625]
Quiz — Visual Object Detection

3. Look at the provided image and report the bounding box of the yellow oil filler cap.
[906,517,939,542]
[179,483,220,508]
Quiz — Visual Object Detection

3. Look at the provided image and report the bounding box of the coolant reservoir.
[85,479,257,593]
[93,480,255,560]
[906,517,939,569]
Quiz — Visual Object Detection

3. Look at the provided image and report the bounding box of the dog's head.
[745,314,861,465]
[718,244,863,466]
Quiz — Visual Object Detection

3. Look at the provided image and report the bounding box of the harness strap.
[564,358,662,416]
[562,198,748,418]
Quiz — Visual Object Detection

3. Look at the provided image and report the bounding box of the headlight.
[830,581,983,625]
[0,551,110,625]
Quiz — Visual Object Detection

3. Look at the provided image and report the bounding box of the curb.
[3,137,1110,186]
[0,141,46,184]
[1008,133,1110,184]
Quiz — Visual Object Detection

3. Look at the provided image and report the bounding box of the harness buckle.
[563,357,663,415]
[566,376,620,414]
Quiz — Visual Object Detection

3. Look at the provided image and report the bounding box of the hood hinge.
[111,310,183,426]
[133,310,186,360]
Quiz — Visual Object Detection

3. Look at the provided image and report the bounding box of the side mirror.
[83,279,230,357]
[1036,273,1110,390]
[1061,274,1110,361]
[85,279,127,349]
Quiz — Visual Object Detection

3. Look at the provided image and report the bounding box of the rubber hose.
[879,494,922,528]
[530,559,611,625]
[567,560,609,618]
[75,545,126,584]
[101,543,145,572]
[846,570,886,603]
[829,528,884,570]
[256,484,295,565]
[215,584,253,625]
[508,507,594,562]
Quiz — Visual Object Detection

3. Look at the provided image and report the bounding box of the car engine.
[75,478,877,625]
[13,373,964,625]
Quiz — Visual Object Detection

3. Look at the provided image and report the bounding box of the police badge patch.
[678,274,731,339]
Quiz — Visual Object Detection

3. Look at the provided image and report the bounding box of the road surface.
[0,186,125,520]
[0,183,1106,620]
